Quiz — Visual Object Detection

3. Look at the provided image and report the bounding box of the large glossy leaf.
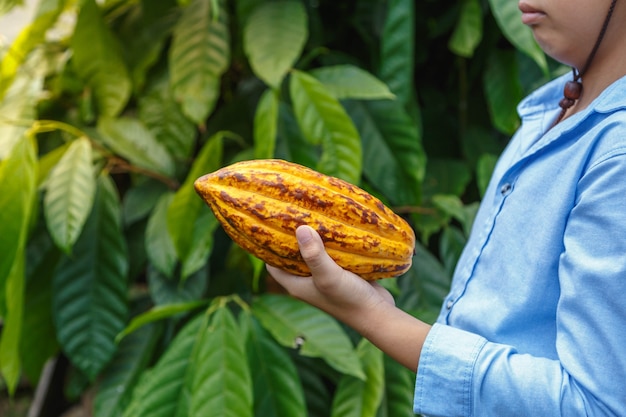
[310,65,395,100]
[169,0,230,124]
[94,323,161,417]
[343,99,425,206]
[71,0,131,117]
[448,0,483,58]
[167,133,222,274]
[289,70,362,184]
[243,1,307,88]
[0,0,65,98]
[379,0,415,105]
[488,0,548,74]
[122,315,204,417]
[0,252,25,395]
[330,339,384,417]
[186,305,253,417]
[484,49,523,135]
[97,117,175,178]
[252,294,365,380]
[52,175,129,380]
[246,315,307,417]
[253,88,280,159]
[44,137,96,253]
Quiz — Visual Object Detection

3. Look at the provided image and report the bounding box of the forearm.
[331,298,431,373]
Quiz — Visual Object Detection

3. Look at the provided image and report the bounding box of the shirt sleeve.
[414,151,626,416]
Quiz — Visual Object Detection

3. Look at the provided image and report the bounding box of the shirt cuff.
[414,323,487,416]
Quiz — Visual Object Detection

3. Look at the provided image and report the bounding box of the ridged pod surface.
[193,159,415,280]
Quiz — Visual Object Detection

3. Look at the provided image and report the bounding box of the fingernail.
[296,225,313,244]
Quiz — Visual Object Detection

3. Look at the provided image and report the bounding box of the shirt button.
[500,183,512,196]
[446,299,454,310]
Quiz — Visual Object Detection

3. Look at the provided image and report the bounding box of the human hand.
[266,225,395,325]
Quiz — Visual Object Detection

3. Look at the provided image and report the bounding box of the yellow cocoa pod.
[193,159,415,280]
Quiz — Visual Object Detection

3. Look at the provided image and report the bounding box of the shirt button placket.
[500,183,512,196]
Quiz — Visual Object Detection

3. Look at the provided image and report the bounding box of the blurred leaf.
[52,175,129,380]
[330,338,384,417]
[488,0,548,74]
[253,88,280,159]
[169,0,230,124]
[477,153,499,197]
[448,0,483,58]
[94,323,161,417]
[180,206,219,279]
[145,192,177,277]
[139,73,197,161]
[37,141,72,188]
[253,294,365,380]
[422,158,472,200]
[311,65,395,100]
[439,225,466,277]
[167,132,222,272]
[246,315,307,417]
[0,0,66,97]
[71,0,131,116]
[484,49,523,135]
[123,179,169,226]
[289,70,362,184]
[379,0,415,105]
[147,263,208,306]
[186,305,253,417]
[122,314,204,417]
[0,0,22,15]
[20,225,61,385]
[44,137,96,253]
[0,252,25,395]
[376,356,416,417]
[244,1,307,88]
[97,117,175,177]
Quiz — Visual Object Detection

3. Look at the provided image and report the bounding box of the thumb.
[296,225,342,277]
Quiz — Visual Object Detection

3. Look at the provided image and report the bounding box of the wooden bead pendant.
[559,80,582,110]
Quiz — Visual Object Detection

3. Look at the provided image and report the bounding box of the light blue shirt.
[414,73,626,416]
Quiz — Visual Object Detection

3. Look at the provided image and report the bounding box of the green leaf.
[145,192,177,277]
[0,252,25,395]
[44,137,96,253]
[169,0,230,124]
[252,294,365,380]
[167,132,222,269]
[330,338,384,417]
[0,0,22,16]
[116,300,207,343]
[253,88,280,159]
[476,153,498,198]
[0,0,66,98]
[488,0,548,74]
[484,49,523,135]
[344,99,425,206]
[243,1,307,88]
[289,70,362,184]
[94,323,161,417]
[180,206,219,279]
[310,65,395,100]
[422,158,472,200]
[138,73,196,161]
[376,356,415,417]
[52,174,129,380]
[97,117,175,177]
[20,226,61,385]
[37,141,72,188]
[0,135,37,302]
[379,0,415,105]
[448,0,483,58]
[246,315,307,417]
[71,0,131,116]
[439,225,466,277]
[123,314,204,417]
[147,263,208,306]
[122,179,169,226]
[186,305,253,417]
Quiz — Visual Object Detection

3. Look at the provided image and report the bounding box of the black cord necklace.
[551,0,618,127]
